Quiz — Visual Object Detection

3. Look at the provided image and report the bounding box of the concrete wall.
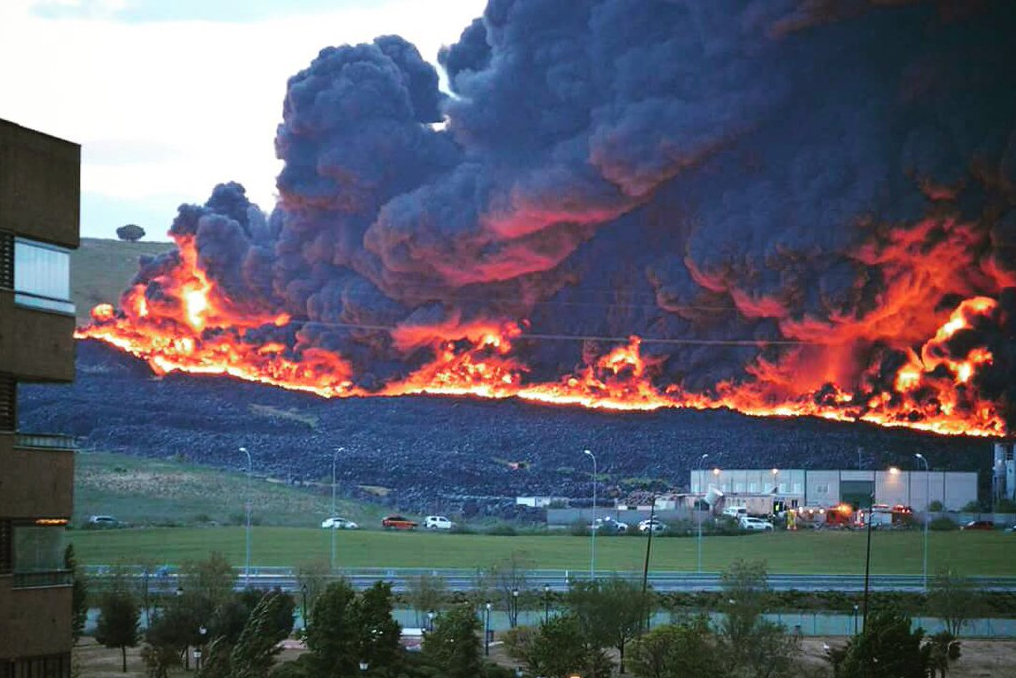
[0,582,72,658]
[0,436,74,518]
[0,290,76,382]
[0,119,80,249]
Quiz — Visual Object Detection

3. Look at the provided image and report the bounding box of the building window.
[0,373,14,432]
[734,482,745,492]
[10,653,70,678]
[793,483,802,494]
[13,238,73,315]
[815,483,830,494]
[0,520,11,574]
[0,231,13,288]
[748,482,758,493]
[13,525,65,573]
[778,483,788,494]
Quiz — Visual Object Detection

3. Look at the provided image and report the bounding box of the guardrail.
[14,433,76,450]
[82,566,1016,594]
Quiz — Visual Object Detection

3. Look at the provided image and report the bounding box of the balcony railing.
[12,569,73,589]
[13,433,76,450]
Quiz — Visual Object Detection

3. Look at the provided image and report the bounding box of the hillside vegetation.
[75,450,383,529]
[72,237,174,323]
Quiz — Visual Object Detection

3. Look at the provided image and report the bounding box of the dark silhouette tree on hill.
[116,224,145,241]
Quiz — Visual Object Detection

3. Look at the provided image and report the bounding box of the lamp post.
[512,587,521,628]
[427,610,435,633]
[852,604,859,635]
[544,584,550,624]
[696,453,709,573]
[915,453,930,592]
[331,446,344,572]
[641,493,656,633]
[301,584,309,631]
[484,601,492,656]
[583,449,597,580]
[862,489,874,632]
[359,661,369,673]
[239,446,253,587]
[196,626,207,671]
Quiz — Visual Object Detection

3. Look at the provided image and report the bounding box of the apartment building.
[1,118,80,677]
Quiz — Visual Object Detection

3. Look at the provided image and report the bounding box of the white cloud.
[0,0,484,237]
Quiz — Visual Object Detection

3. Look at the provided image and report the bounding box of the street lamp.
[852,604,859,635]
[697,453,709,573]
[484,601,492,656]
[196,626,207,671]
[331,446,344,571]
[544,584,550,624]
[301,584,309,631]
[239,446,253,587]
[359,660,369,673]
[427,610,435,633]
[511,588,519,628]
[583,449,597,580]
[915,453,930,592]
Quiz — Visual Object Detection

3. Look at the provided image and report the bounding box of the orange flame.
[74,236,1007,437]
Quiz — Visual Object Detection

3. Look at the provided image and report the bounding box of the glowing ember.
[73,233,1008,437]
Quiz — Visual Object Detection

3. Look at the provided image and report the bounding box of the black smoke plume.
[112,1,1016,428]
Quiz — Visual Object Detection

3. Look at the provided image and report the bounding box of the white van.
[722,506,748,519]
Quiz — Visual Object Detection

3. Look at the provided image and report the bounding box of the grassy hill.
[74,450,386,529]
[72,237,175,323]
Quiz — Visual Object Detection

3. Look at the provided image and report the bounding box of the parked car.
[1005,524,1015,534]
[722,506,748,519]
[740,516,774,531]
[637,518,667,534]
[382,515,418,530]
[424,515,455,530]
[590,517,628,533]
[87,515,120,528]
[321,516,359,530]
[960,520,994,531]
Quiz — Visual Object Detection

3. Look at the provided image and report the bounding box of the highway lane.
[85,566,1016,594]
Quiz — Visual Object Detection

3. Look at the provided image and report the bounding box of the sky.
[0,0,485,240]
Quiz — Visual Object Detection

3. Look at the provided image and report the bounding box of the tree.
[116,224,146,241]
[422,603,483,678]
[838,608,928,678]
[295,559,330,622]
[504,614,608,678]
[351,582,403,676]
[229,591,292,678]
[180,551,237,610]
[487,550,534,628]
[926,569,981,637]
[65,544,89,644]
[717,560,800,678]
[96,588,141,672]
[628,616,724,678]
[566,576,651,674]
[305,579,360,676]
[925,631,961,678]
[406,572,448,627]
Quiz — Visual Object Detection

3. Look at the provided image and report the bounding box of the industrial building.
[993,442,1015,504]
[1,119,80,677]
[689,467,978,512]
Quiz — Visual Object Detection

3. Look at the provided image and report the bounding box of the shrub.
[486,523,518,536]
[569,518,589,536]
[929,516,958,531]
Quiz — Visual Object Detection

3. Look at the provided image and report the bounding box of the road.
[84,566,1016,594]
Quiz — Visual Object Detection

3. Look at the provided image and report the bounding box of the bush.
[569,519,589,536]
[928,500,944,512]
[486,523,517,536]
[929,516,958,531]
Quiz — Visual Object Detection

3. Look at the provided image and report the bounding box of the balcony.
[14,433,75,451]
[12,569,72,589]
[0,434,74,517]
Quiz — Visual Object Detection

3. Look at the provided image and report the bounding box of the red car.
[382,515,418,530]
[960,520,994,531]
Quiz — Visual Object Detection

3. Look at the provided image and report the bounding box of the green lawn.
[74,451,385,529]
[69,527,1016,575]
